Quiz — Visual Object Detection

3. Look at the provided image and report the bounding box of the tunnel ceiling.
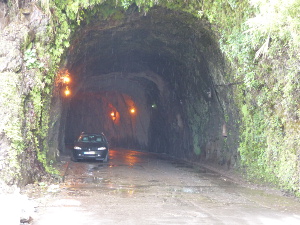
[66,5,216,95]
[62,4,225,153]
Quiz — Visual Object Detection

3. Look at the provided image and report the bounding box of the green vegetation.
[0,72,23,183]
[24,49,45,69]
[187,97,209,156]
[121,0,300,195]
[2,0,300,195]
[209,0,300,195]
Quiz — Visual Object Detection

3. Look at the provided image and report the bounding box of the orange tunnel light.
[63,76,71,84]
[61,70,71,84]
[130,108,135,114]
[64,86,71,96]
[110,111,116,121]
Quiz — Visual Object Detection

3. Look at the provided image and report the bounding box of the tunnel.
[54,5,230,164]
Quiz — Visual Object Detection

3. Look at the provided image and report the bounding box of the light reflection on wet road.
[33,148,300,225]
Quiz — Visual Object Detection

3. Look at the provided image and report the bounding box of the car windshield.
[78,135,104,143]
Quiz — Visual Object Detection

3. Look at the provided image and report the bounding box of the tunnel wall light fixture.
[57,69,72,97]
[130,108,136,114]
[58,69,71,85]
[64,86,71,96]
[62,74,71,84]
[110,111,116,121]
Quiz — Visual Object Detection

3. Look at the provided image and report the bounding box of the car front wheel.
[71,154,79,162]
[103,153,109,163]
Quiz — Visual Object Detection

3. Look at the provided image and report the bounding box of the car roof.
[81,132,104,136]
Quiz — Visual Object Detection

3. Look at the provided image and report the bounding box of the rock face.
[60,6,238,166]
[0,2,239,186]
[0,1,50,185]
[0,2,9,30]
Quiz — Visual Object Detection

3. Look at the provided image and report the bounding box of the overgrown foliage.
[117,0,300,195]
[3,0,300,195]
[0,72,24,183]
[210,0,300,195]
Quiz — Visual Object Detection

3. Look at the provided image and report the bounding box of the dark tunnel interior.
[58,6,226,160]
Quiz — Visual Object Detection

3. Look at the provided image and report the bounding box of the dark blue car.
[72,132,109,162]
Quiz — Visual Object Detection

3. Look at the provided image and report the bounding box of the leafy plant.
[24,49,44,69]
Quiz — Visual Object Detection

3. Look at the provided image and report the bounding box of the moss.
[2,0,299,195]
[51,0,300,196]
[187,96,209,156]
[0,72,24,183]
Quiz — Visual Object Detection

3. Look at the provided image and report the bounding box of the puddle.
[170,186,217,194]
[66,174,153,191]
[65,181,152,198]
[87,164,109,172]
[85,163,143,171]
[85,177,112,184]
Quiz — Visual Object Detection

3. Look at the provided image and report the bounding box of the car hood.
[74,142,107,148]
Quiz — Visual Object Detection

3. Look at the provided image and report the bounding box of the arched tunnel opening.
[1,0,300,202]
[55,5,228,163]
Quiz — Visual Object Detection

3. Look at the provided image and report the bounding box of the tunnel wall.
[0,0,238,186]
[0,1,57,185]
[65,90,150,149]
[0,0,298,196]
[62,5,237,167]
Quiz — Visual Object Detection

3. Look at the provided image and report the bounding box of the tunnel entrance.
[59,5,226,161]
[64,71,165,151]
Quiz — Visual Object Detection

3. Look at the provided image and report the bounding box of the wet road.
[33,148,300,225]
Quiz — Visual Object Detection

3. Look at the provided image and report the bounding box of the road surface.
[32,148,300,225]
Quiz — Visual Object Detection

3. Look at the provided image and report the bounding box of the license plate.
[84,151,95,155]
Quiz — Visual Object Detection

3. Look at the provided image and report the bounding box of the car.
[72,132,109,162]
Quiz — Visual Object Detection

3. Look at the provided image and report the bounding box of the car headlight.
[74,146,81,150]
[98,147,106,150]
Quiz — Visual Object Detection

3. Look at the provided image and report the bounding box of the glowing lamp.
[130,108,135,114]
[64,86,71,96]
[63,76,70,84]
[110,111,116,121]
[64,77,71,84]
